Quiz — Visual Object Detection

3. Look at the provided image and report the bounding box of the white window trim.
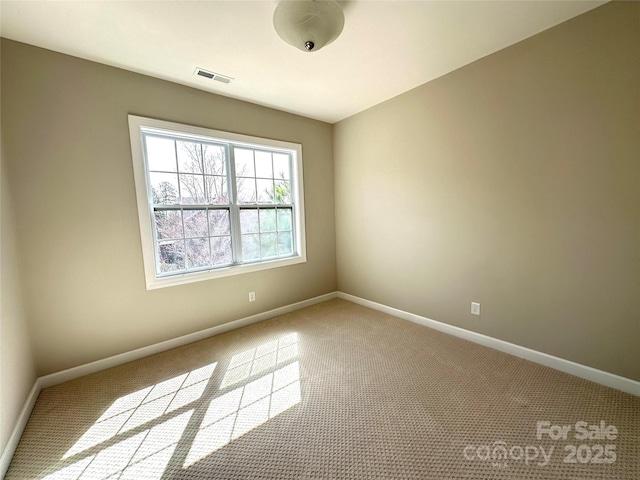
[128,115,306,290]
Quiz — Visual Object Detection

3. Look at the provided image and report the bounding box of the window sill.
[145,254,306,290]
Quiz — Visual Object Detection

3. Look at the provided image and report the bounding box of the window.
[128,116,306,289]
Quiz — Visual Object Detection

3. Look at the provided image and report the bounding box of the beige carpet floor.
[6,299,639,479]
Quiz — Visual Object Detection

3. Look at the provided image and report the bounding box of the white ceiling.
[0,0,605,124]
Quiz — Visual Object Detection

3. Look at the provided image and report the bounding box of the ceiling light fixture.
[273,0,345,53]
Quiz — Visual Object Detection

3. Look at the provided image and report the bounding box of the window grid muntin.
[239,206,294,264]
[153,206,233,276]
[235,147,292,206]
[232,144,295,263]
[143,131,297,278]
[143,133,230,204]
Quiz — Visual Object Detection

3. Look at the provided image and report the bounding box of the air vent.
[196,69,214,79]
[194,68,233,84]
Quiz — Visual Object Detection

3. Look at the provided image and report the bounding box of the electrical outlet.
[471,302,480,316]
[249,291,256,302]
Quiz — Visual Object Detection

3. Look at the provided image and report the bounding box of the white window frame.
[128,115,306,289]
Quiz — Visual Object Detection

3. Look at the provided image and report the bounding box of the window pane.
[255,151,273,178]
[209,210,230,236]
[150,173,179,205]
[240,209,259,234]
[257,179,274,203]
[277,209,292,231]
[155,210,183,240]
[145,136,176,172]
[273,154,290,180]
[278,232,293,255]
[187,238,211,269]
[211,236,232,265]
[183,210,208,238]
[274,180,291,204]
[177,141,203,173]
[261,233,277,258]
[180,175,206,204]
[236,177,256,204]
[234,149,255,177]
[242,234,260,261]
[259,209,276,232]
[158,240,185,273]
[203,144,226,175]
[205,176,228,204]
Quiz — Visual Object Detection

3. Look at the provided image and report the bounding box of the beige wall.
[1,39,336,376]
[1,141,37,454]
[335,2,640,381]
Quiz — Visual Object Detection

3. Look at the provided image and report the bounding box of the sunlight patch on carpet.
[184,361,301,467]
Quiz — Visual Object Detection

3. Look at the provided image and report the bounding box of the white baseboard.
[0,291,338,477]
[337,292,640,397]
[0,380,41,478]
[39,291,338,388]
